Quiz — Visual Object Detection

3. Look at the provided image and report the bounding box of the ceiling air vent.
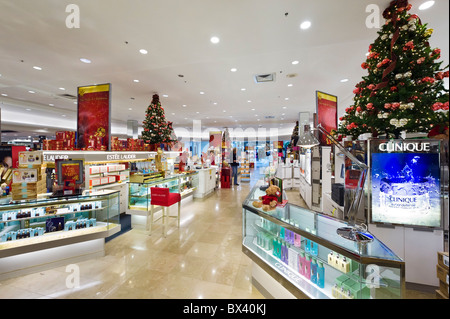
[58,94,77,100]
[254,73,276,83]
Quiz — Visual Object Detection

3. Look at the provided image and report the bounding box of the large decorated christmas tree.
[337,0,449,139]
[142,94,176,145]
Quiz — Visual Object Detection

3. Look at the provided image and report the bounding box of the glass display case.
[128,172,198,211]
[242,179,405,299]
[0,189,120,257]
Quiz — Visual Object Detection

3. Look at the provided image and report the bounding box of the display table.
[242,179,405,299]
[0,189,121,280]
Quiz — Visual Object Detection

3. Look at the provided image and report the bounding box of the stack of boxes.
[240,159,250,182]
[111,137,151,151]
[88,164,127,187]
[436,251,449,299]
[11,151,47,201]
[43,131,76,150]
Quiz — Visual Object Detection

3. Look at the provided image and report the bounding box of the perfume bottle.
[281,240,288,264]
[311,258,317,284]
[288,244,298,271]
[327,251,335,266]
[304,254,311,279]
[340,256,350,273]
[298,251,305,276]
[334,253,340,269]
[294,224,301,248]
[311,230,318,256]
[317,261,325,288]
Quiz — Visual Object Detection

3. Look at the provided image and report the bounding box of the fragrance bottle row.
[1,201,102,222]
[1,227,45,242]
[256,219,325,289]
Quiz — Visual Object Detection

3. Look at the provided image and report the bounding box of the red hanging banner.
[77,83,111,151]
[316,91,338,146]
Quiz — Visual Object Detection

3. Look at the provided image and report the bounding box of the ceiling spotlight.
[241,88,246,91]
[49,103,54,106]
[200,92,205,95]
[26,108,31,111]
[28,90,35,94]
[133,79,140,83]
[139,49,148,54]
[33,66,42,70]
[292,60,299,65]
[230,68,237,72]
[300,21,311,30]
[210,36,220,44]
[80,58,92,64]
[162,94,168,97]
[182,105,187,107]
[288,84,293,87]
[128,108,133,111]
[1,93,7,97]
[59,88,65,91]
[419,1,435,10]
[340,79,349,83]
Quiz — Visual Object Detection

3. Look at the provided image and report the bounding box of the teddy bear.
[252,184,281,211]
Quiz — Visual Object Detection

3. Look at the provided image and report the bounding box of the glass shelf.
[242,179,405,299]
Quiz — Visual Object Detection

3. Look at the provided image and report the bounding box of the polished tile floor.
[0,171,436,299]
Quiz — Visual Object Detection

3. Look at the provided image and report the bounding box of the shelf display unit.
[242,179,405,299]
[240,159,251,182]
[0,189,120,280]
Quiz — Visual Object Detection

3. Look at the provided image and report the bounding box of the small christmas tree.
[338,0,449,139]
[141,94,176,145]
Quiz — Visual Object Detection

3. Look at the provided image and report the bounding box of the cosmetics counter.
[127,171,199,230]
[0,189,120,280]
[242,179,405,299]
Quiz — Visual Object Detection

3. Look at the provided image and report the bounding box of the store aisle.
[0,169,436,299]
[0,181,264,299]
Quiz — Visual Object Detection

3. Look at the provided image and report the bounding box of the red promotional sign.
[77,83,111,151]
[316,91,338,146]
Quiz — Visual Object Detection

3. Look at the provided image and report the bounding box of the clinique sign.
[378,141,431,152]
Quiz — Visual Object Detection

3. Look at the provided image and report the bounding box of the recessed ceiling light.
[284,97,289,100]
[419,1,435,10]
[162,94,168,98]
[300,21,311,30]
[172,113,175,115]
[1,93,7,97]
[213,102,218,105]
[340,78,349,83]
[292,60,299,65]
[251,108,255,111]
[230,68,237,72]
[33,66,42,70]
[282,106,287,109]
[196,112,200,114]
[133,79,140,83]
[223,110,226,112]
[257,119,261,121]
[200,92,205,95]
[80,58,91,64]
[241,88,246,91]
[59,87,65,91]
[139,49,148,55]
[28,90,35,94]
[49,103,54,106]
[182,105,187,107]
[210,36,220,44]
[288,84,293,87]
[247,100,252,103]
[26,108,31,111]
[128,108,133,111]
[62,114,66,117]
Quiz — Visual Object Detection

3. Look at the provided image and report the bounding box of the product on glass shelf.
[281,240,288,264]
[340,256,351,273]
[317,261,325,288]
[294,223,301,248]
[304,254,311,279]
[328,251,335,266]
[288,244,298,271]
[273,238,281,258]
[311,258,318,284]
[298,251,305,276]
[310,230,318,256]
[334,253,340,269]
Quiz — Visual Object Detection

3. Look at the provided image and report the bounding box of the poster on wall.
[369,139,442,228]
[77,83,111,151]
[316,91,337,146]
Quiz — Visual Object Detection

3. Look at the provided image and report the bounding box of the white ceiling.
[0,0,448,141]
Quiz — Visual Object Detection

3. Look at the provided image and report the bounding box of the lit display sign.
[369,139,442,228]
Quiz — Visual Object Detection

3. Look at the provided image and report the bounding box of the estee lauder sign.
[378,141,431,152]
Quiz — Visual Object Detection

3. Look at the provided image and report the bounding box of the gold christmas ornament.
[425,28,434,37]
